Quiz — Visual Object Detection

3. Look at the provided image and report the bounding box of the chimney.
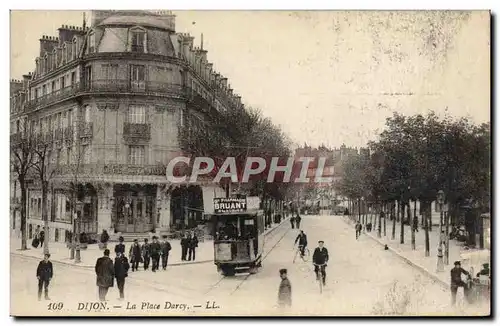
[220,77,228,89]
[10,79,23,96]
[39,35,59,56]
[58,25,85,45]
[22,73,31,89]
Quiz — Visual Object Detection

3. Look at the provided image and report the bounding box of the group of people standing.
[180,233,199,261]
[113,236,173,272]
[289,214,302,229]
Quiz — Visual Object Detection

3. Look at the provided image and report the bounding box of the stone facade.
[10,10,244,242]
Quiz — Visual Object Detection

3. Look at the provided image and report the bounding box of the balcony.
[185,87,217,115]
[123,123,151,143]
[84,79,184,97]
[53,163,166,177]
[79,122,93,139]
[26,83,81,111]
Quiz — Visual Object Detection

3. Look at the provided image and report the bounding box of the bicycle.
[293,245,310,263]
[314,263,327,294]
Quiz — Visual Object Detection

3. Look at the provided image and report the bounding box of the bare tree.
[32,130,58,255]
[10,119,36,250]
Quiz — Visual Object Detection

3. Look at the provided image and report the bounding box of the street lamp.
[436,190,445,272]
[75,201,84,263]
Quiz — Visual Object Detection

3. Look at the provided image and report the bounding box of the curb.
[11,217,291,269]
[341,216,450,290]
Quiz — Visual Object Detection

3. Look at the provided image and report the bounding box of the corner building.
[10,10,246,241]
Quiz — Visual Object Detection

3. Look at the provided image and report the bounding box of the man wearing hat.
[450,261,471,305]
[114,236,125,255]
[150,236,161,272]
[476,263,490,278]
[312,240,329,286]
[277,268,292,308]
[129,239,142,272]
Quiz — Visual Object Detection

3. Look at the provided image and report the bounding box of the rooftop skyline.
[10,10,490,148]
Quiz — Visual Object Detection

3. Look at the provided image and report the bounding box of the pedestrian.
[295,214,301,229]
[161,236,172,270]
[129,239,142,272]
[188,232,199,261]
[450,261,471,305]
[355,222,362,239]
[36,253,53,301]
[180,233,189,261]
[142,238,151,270]
[100,229,110,249]
[277,268,292,308]
[95,249,114,301]
[366,222,372,232]
[114,236,125,255]
[290,216,295,229]
[150,236,161,272]
[39,228,45,248]
[413,217,419,232]
[114,252,130,300]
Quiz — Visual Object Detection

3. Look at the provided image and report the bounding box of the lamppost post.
[436,190,445,272]
[75,201,83,264]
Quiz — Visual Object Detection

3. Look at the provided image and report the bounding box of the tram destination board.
[213,197,247,214]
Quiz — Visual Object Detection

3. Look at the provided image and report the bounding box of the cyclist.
[294,230,308,258]
[312,240,329,286]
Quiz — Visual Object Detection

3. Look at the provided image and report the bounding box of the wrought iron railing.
[84,79,184,97]
[123,123,151,142]
[26,83,81,110]
[53,163,166,176]
[79,122,93,138]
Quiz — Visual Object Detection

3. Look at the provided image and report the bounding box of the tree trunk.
[383,202,387,236]
[392,201,397,240]
[377,202,382,238]
[411,200,416,250]
[396,201,400,222]
[357,198,361,222]
[400,201,405,244]
[19,177,28,250]
[424,199,430,257]
[41,180,50,255]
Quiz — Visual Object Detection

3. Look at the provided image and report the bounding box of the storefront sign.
[213,197,247,214]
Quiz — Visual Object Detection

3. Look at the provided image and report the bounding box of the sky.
[10,10,490,148]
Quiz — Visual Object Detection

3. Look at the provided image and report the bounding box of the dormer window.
[88,32,96,53]
[130,28,146,53]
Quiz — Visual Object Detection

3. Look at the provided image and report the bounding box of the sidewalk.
[342,216,491,289]
[11,216,290,269]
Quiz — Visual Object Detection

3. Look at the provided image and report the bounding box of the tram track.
[203,222,292,298]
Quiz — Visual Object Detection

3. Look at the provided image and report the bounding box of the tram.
[208,197,265,276]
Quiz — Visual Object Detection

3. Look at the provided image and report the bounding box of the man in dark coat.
[295,214,302,229]
[150,236,161,272]
[161,236,172,270]
[277,268,292,308]
[294,230,308,258]
[114,252,130,300]
[450,261,471,305]
[188,233,199,261]
[129,239,142,272]
[180,234,189,261]
[142,238,151,270]
[36,253,53,300]
[114,236,125,255]
[39,229,45,248]
[95,249,114,301]
[312,240,329,286]
[355,222,362,239]
[290,216,295,229]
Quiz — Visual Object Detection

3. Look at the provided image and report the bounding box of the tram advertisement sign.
[213,197,247,213]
